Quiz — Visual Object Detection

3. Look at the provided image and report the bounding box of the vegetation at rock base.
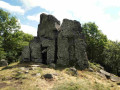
[0,9,33,63]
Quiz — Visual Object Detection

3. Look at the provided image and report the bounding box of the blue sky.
[0,0,120,41]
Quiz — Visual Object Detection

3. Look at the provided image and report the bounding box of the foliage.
[0,36,6,60]
[82,22,108,64]
[103,41,120,76]
[82,22,120,76]
[0,9,33,63]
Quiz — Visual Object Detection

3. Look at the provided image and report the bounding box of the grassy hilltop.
[0,62,120,90]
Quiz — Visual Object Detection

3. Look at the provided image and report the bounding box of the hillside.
[0,62,120,90]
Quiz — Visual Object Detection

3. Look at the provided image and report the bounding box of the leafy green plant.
[88,61,101,71]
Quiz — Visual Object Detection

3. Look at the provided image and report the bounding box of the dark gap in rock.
[54,37,58,63]
[29,43,32,61]
[54,30,58,63]
[41,45,47,64]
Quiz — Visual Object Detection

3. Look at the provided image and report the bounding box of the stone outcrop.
[21,13,88,70]
[37,14,60,64]
[30,37,42,62]
[57,19,88,69]
[21,46,30,62]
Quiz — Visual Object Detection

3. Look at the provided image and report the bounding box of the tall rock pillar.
[37,13,60,64]
[57,19,88,69]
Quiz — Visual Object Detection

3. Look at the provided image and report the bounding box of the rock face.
[57,19,88,69]
[30,37,42,62]
[37,13,60,64]
[21,13,88,70]
[21,46,30,62]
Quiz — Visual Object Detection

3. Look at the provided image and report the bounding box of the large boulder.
[57,19,88,69]
[110,74,120,82]
[0,59,8,67]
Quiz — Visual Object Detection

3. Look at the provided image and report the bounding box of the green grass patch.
[13,72,27,80]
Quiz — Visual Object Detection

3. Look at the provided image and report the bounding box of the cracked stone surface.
[21,13,88,70]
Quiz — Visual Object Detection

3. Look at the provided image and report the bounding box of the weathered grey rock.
[97,72,106,78]
[88,68,94,72]
[29,67,37,70]
[110,74,120,82]
[99,69,111,79]
[38,13,60,39]
[24,70,29,74]
[43,74,53,79]
[21,46,30,62]
[0,59,8,66]
[30,37,42,62]
[37,13,60,64]
[57,19,88,69]
[21,13,88,70]
[30,65,40,67]
[68,67,78,76]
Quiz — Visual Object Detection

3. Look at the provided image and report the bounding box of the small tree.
[0,9,33,63]
[0,36,6,60]
[82,22,108,64]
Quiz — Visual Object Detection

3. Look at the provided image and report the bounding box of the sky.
[0,0,120,41]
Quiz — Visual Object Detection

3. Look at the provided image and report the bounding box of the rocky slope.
[0,62,120,90]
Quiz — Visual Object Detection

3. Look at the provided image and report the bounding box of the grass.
[13,72,27,80]
[88,61,102,71]
[0,62,120,90]
[65,68,78,76]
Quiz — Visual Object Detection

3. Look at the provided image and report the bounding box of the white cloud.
[27,13,41,22]
[21,0,120,41]
[97,0,120,8]
[27,12,50,22]
[21,24,37,36]
[0,1,25,14]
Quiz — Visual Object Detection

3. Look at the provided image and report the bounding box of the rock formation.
[21,13,88,70]
[57,19,88,69]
